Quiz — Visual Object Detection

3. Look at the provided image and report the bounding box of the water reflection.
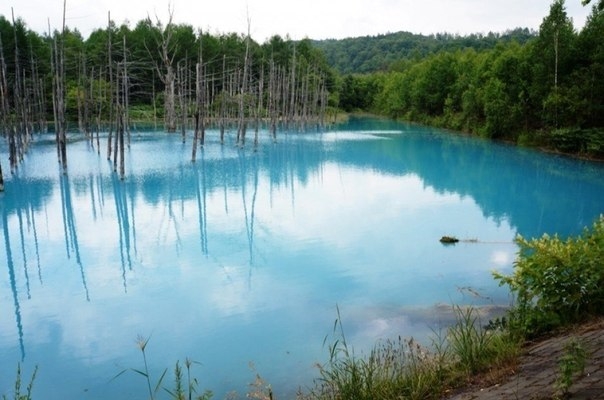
[60,174,89,301]
[2,202,25,360]
[111,172,134,292]
[195,153,208,255]
[0,119,603,399]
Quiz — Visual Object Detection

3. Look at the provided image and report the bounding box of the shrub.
[494,215,604,337]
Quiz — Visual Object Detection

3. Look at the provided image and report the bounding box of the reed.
[303,304,521,400]
[2,363,37,400]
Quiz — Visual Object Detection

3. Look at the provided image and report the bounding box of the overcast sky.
[3,0,595,42]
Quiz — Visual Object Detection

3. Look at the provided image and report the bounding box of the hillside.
[312,28,536,74]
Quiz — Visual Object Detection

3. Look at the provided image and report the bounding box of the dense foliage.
[494,215,604,338]
[336,0,604,159]
[312,28,536,74]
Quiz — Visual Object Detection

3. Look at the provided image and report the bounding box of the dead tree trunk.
[191,62,199,162]
[119,35,128,178]
[178,59,187,142]
[49,2,68,173]
[254,63,264,149]
[106,12,114,160]
[192,36,205,163]
[123,34,130,148]
[219,54,226,144]
[95,66,102,154]
[48,21,59,162]
[58,0,68,173]
[11,9,24,170]
[153,10,177,133]
[89,66,95,148]
[237,25,251,146]
[152,69,158,130]
[268,57,277,142]
[113,54,119,173]
[288,45,297,128]
[0,30,7,188]
[0,32,9,141]
[29,40,46,134]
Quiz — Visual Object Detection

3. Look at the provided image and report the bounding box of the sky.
[3,0,596,42]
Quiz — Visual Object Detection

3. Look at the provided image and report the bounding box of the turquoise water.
[1,117,603,399]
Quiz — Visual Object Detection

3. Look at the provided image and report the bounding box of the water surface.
[1,117,603,399]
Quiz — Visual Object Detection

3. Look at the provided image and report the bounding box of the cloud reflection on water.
[1,120,603,398]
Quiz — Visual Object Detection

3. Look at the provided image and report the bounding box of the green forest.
[333,0,604,159]
[1,0,603,184]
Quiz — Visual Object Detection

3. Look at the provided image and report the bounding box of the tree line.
[1,0,604,191]
[338,0,604,159]
[0,6,336,186]
[313,28,537,74]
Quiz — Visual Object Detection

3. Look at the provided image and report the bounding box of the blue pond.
[1,117,604,399]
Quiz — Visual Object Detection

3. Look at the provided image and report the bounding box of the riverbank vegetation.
[301,214,604,400]
[332,0,604,160]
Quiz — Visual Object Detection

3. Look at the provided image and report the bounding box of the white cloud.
[4,0,593,42]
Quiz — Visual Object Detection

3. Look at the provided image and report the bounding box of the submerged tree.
[154,10,177,133]
[49,0,68,173]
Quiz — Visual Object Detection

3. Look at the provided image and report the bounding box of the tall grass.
[165,358,213,400]
[2,364,37,400]
[303,305,520,400]
[112,336,212,400]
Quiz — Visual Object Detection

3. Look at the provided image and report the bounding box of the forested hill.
[312,28,536,73]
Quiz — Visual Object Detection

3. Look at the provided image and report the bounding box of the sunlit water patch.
[1,117,604,399]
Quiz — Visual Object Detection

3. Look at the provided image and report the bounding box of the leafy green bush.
[545,128,604,158]
[494,215,604,337]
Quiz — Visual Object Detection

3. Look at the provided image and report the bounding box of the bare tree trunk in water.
[96,66,102,154]
[192,64,199,162]
[11,9,23,170]
[123,35,130,148]
[254,64,264,149]
[152,8,177,132]
[268,58,278,142]
[0,32,8,134]
[288,44,297,129]
[106,12,114,160]
[29,41,46,134]
[237,15,253,146]
[119,108,125,179]
[219,54,226,144]
[51,0,68,174]
[48,21,59,163]
[178,60,186,142]
[0,30,12,183]
[119,35,127,179]
[192,36,204,162]
[113,56,119,173]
